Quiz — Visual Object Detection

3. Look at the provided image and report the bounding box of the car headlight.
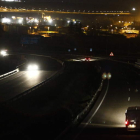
[27,64,39,71]
[0,50,7,56]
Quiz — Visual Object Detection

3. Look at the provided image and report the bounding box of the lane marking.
[73,80,109,140]
[86,80,109,125]
[128,97,130,101]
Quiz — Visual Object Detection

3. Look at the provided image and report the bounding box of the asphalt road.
[65,60,140,140]
[0,70,56,103]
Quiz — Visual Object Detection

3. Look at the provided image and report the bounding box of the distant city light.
[48,18,52,23]
[67,20,70,23]
[2,0,14,1]
[2,18,11,23]
[1,0,21,1]
[12,16,16,19]
[18,18,23,24]
[34,18,39,23]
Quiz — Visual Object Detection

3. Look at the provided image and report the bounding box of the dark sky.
[1,0,140,11]
[22,0,139,11]
[30,0,139,5]
[26,0,139,9]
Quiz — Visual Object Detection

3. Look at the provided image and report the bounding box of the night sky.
[29,0,139,5]
[25,0,139,10]
[0,0,140,11]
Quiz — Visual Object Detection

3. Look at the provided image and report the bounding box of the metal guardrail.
[55,79,104,140]
[0,68,19,80]
[73,79,104,124]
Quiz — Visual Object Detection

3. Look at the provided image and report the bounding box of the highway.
[0,70,56,103]
[64,60,140,140]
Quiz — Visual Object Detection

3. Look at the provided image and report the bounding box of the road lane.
[66,60,140,140]
[85,61,140,126]
[0,70,57,102]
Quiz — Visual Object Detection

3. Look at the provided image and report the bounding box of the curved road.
[65,60,140,140]
[0,70,57,103]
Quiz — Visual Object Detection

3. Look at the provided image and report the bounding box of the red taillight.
[125,121,128,125]
[85,58,90,61]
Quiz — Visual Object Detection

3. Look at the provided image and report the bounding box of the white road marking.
[73,80,109,140]
[128,97,130,101]
[86,80,109,125]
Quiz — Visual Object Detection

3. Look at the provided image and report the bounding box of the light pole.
[132,8,136,26]
[48,27,50,36]
[132,8,136,11]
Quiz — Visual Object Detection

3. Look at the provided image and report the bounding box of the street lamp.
[48,27,50,36]
[132,8,136,11]
[132,8,136,26]
[29,27,31,33]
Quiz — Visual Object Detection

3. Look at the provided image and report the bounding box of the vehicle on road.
[85,57,91,61]
[109,52,114,56]
[125,106,140,130]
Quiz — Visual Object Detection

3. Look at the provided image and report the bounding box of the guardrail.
[55,79,103,140]
[0,68,19,80]
[2,56,65,105]
[73,79,104,124]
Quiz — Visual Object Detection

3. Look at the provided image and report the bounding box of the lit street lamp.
[48,27,50,36]
[132,8,136,11]
[132,8,136,26]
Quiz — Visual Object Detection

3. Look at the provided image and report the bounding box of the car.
[110,52,114,56]
[85,57,91,61]
[125,106,140,130]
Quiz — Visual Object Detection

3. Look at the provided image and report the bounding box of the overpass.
[0,7,131,15]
